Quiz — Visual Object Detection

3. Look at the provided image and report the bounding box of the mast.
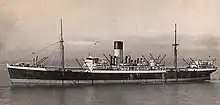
[60,19,65,71]
[172,23,179,81]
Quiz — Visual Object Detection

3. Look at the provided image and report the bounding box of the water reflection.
[0,87,10,105]
[3,82,220,105]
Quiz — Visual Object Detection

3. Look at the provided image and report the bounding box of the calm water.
[1,65,220,105]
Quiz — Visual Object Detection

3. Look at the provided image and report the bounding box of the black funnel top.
[114,41,123,49]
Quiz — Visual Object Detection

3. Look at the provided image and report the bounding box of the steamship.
[6,20,217,86]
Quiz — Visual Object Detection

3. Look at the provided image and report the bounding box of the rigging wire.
[64,42,76,66]
[64,42,74,54]
[45,36,62,66]
[17,41,60,63]
[35,41,60,54]
[53,44,60,67]
[55,45,60,67]
[44,44,59,66]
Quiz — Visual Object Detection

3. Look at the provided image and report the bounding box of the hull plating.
[7,67,216,86]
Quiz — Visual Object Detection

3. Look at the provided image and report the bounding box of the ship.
[6,20,217,86]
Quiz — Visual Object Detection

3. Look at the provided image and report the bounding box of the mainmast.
[172,23,179,81]
[60,19,65,71]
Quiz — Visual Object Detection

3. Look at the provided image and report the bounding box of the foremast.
[172,23,179,81]
[60,19,65,71]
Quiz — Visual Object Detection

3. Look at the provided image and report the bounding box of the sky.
[0,0,220,65]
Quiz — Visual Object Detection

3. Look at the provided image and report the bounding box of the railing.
[92,65,166,71]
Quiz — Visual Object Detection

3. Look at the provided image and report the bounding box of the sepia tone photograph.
[0,0,220,105]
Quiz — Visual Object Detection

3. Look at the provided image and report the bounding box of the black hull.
[8,68,164,80]
[8,68,216,85]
